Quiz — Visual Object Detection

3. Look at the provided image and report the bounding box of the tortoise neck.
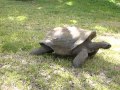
[89,42,105,50]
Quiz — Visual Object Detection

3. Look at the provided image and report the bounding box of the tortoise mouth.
[104,44,111,49]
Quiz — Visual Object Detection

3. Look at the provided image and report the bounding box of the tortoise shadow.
[45,52,120,72]
[36,52,120,89]
[2,51,118,89]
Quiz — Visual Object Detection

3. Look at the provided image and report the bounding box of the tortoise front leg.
[73,48,88,68]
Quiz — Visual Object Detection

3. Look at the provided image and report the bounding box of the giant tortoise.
[30,26,111,67]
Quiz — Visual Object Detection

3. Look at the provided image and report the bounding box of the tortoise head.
[100,41,111,49]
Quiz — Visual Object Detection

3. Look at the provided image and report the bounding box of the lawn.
[0,0,120,90]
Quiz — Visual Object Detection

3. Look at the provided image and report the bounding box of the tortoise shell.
[40,26,96,55]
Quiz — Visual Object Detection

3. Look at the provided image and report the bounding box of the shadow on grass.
[30,53,120,89]
[37,53,120,89]
[0,51,120,89]
[13,0,34,1]
[0,0,119,36]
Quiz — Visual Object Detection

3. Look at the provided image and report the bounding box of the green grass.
[0,0,120,89]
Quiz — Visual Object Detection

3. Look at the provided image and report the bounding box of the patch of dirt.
[0,64,4,68]
[114,66,120,71]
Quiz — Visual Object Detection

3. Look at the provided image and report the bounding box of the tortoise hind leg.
[73,48,88,68]
[30,46,53,55]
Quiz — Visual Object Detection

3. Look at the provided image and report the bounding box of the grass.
[0,0,120,89]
